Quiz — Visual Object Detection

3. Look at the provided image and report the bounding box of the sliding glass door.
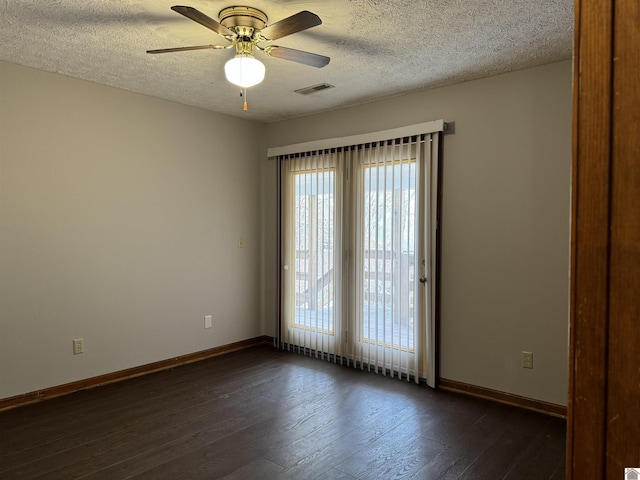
[353,155,418,376]
[278,131,439,385]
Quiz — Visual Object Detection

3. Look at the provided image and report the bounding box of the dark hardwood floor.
[0,345,566,479]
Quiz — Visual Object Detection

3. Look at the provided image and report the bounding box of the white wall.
[1,60,571,406]
[0,61,263,399]
[263,61,572,405]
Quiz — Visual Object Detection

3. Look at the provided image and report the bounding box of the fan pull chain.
[243,88,248,111]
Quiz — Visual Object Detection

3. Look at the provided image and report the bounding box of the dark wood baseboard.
[439,378,567,418]
[0,336,274,412]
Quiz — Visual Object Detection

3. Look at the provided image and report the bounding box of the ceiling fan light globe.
[224,54,265,88]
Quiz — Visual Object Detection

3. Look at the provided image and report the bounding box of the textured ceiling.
[0,0,573,123]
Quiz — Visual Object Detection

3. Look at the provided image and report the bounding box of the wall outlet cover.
[73,338,84,355]
[522,351,533,369]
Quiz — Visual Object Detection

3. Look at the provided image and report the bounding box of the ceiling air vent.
[295,83,335,95]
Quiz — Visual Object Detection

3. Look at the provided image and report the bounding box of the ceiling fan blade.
[265,46,330,68]
[171,6,234,37]
[260,11,322,40]
[147,45,229,54]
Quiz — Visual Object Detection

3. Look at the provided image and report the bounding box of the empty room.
[1,1,638,479]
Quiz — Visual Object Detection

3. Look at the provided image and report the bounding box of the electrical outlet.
[522,351,533,369]
[204,315,212,329]
[73,338,84,355]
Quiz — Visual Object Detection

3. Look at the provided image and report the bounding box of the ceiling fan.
[147,6,330,94]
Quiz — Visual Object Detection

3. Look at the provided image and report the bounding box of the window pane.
[291,169,335,334]
[362,161,415,351]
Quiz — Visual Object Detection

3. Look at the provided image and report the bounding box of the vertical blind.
[354,138,420,380]
[271,121,443,386]
[280,149,344,361]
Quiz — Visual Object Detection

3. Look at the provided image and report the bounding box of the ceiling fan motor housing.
[219,6,268,32]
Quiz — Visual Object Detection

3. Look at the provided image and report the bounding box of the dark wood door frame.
[568,0,640,478]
